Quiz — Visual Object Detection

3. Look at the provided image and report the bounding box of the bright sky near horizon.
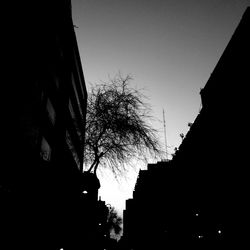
[71,0,249,214]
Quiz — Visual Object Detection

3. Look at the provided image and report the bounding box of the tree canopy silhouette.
[84,74,162,176]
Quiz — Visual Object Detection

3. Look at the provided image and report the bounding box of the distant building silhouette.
[1,1,87,249]
[123,161,184,249]
[123,7,250,249]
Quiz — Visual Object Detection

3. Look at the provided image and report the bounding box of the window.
[69,99,82,138]
[46,98,56,125]
[66,130,80,169]
[40,137,51,161]
[69,99,76,119]
[54,75,60,89]
[71,73,83,117]
[73,49,86,99]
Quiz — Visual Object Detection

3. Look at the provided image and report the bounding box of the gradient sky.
[71,0,249,213]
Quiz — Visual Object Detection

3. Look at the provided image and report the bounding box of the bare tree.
[84,73,163,177]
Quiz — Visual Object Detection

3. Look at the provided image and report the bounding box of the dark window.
[66,130,80,168]
[46,98,56,125]
[40,137,51,161]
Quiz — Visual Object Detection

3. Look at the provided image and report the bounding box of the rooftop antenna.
[163,109,168,161]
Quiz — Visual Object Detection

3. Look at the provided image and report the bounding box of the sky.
[71,0,249,214]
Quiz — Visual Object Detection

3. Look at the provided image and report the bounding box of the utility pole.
[163,109,168,161]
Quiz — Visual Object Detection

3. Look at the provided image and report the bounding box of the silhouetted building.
[123,7,250,249]
[123,199,135,248]
[123,161,188,249]
[174,6,250,245]
[1,1,87,249]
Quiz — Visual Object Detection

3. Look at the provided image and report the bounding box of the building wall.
[123,7,249,249]
[174,7,249,242]
[1,1,87,249]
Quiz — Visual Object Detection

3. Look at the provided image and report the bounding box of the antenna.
[163,109,168,161]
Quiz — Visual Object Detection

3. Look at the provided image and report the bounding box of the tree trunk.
[87,158,98,173]
[93,161,100,175]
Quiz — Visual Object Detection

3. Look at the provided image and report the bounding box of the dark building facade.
[1,1,87,249]
[123,161,184,250]
[173,6,250,245]
[123,7,249,249]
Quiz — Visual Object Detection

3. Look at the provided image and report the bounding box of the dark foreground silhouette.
[1,1,249,249]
